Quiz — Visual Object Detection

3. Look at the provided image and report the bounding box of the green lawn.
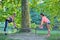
[0,30,60,40]
[0,34,19,40]
[47,33,60,40]
[0,34,12,40]
[33,30,60,40]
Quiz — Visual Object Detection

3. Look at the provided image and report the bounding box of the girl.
[4,13,18,35]
[40,13,50,37]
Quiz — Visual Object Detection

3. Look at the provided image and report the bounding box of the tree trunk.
[21,0,30,32]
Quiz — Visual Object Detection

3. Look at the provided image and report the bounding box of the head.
[13,13,16,17]
[40,13,44,17]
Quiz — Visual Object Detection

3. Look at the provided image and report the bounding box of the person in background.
[40,13,50,37]
[4,13,18,35]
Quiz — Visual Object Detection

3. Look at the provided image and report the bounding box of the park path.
[8,32,47,40]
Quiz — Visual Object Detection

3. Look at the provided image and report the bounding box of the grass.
[0,34,19,40]
[0,30,60,40]
[47,33,60,40]
[0,34,11,40]
[33,30,60,40]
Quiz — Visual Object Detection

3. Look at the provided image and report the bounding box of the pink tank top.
[42,16,50,23]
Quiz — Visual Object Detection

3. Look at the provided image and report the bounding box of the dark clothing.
[4,17,13,31]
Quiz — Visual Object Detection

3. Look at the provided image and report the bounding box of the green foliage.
[29,0,60,30]
[0,0,21,27]
[30,23,38,29]
[0,0,60,30]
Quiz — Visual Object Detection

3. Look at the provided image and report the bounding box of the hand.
[40,25,43,29]
[14,26,18,30]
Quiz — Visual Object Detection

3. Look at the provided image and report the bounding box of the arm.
[12,16,18,30]
[40,20,44,26]
[40,17,44,26]
[13,21,18,30]
[12,16,16,28]
[13,21,16,27]
[40,19,44,29]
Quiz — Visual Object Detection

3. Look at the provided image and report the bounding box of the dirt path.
[8,32,47,40]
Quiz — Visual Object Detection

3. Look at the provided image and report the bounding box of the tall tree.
[21,0,30,32]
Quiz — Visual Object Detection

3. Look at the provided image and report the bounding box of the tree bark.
[21,0,30,32]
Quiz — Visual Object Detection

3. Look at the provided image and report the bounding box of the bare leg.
[46,24,50,37]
